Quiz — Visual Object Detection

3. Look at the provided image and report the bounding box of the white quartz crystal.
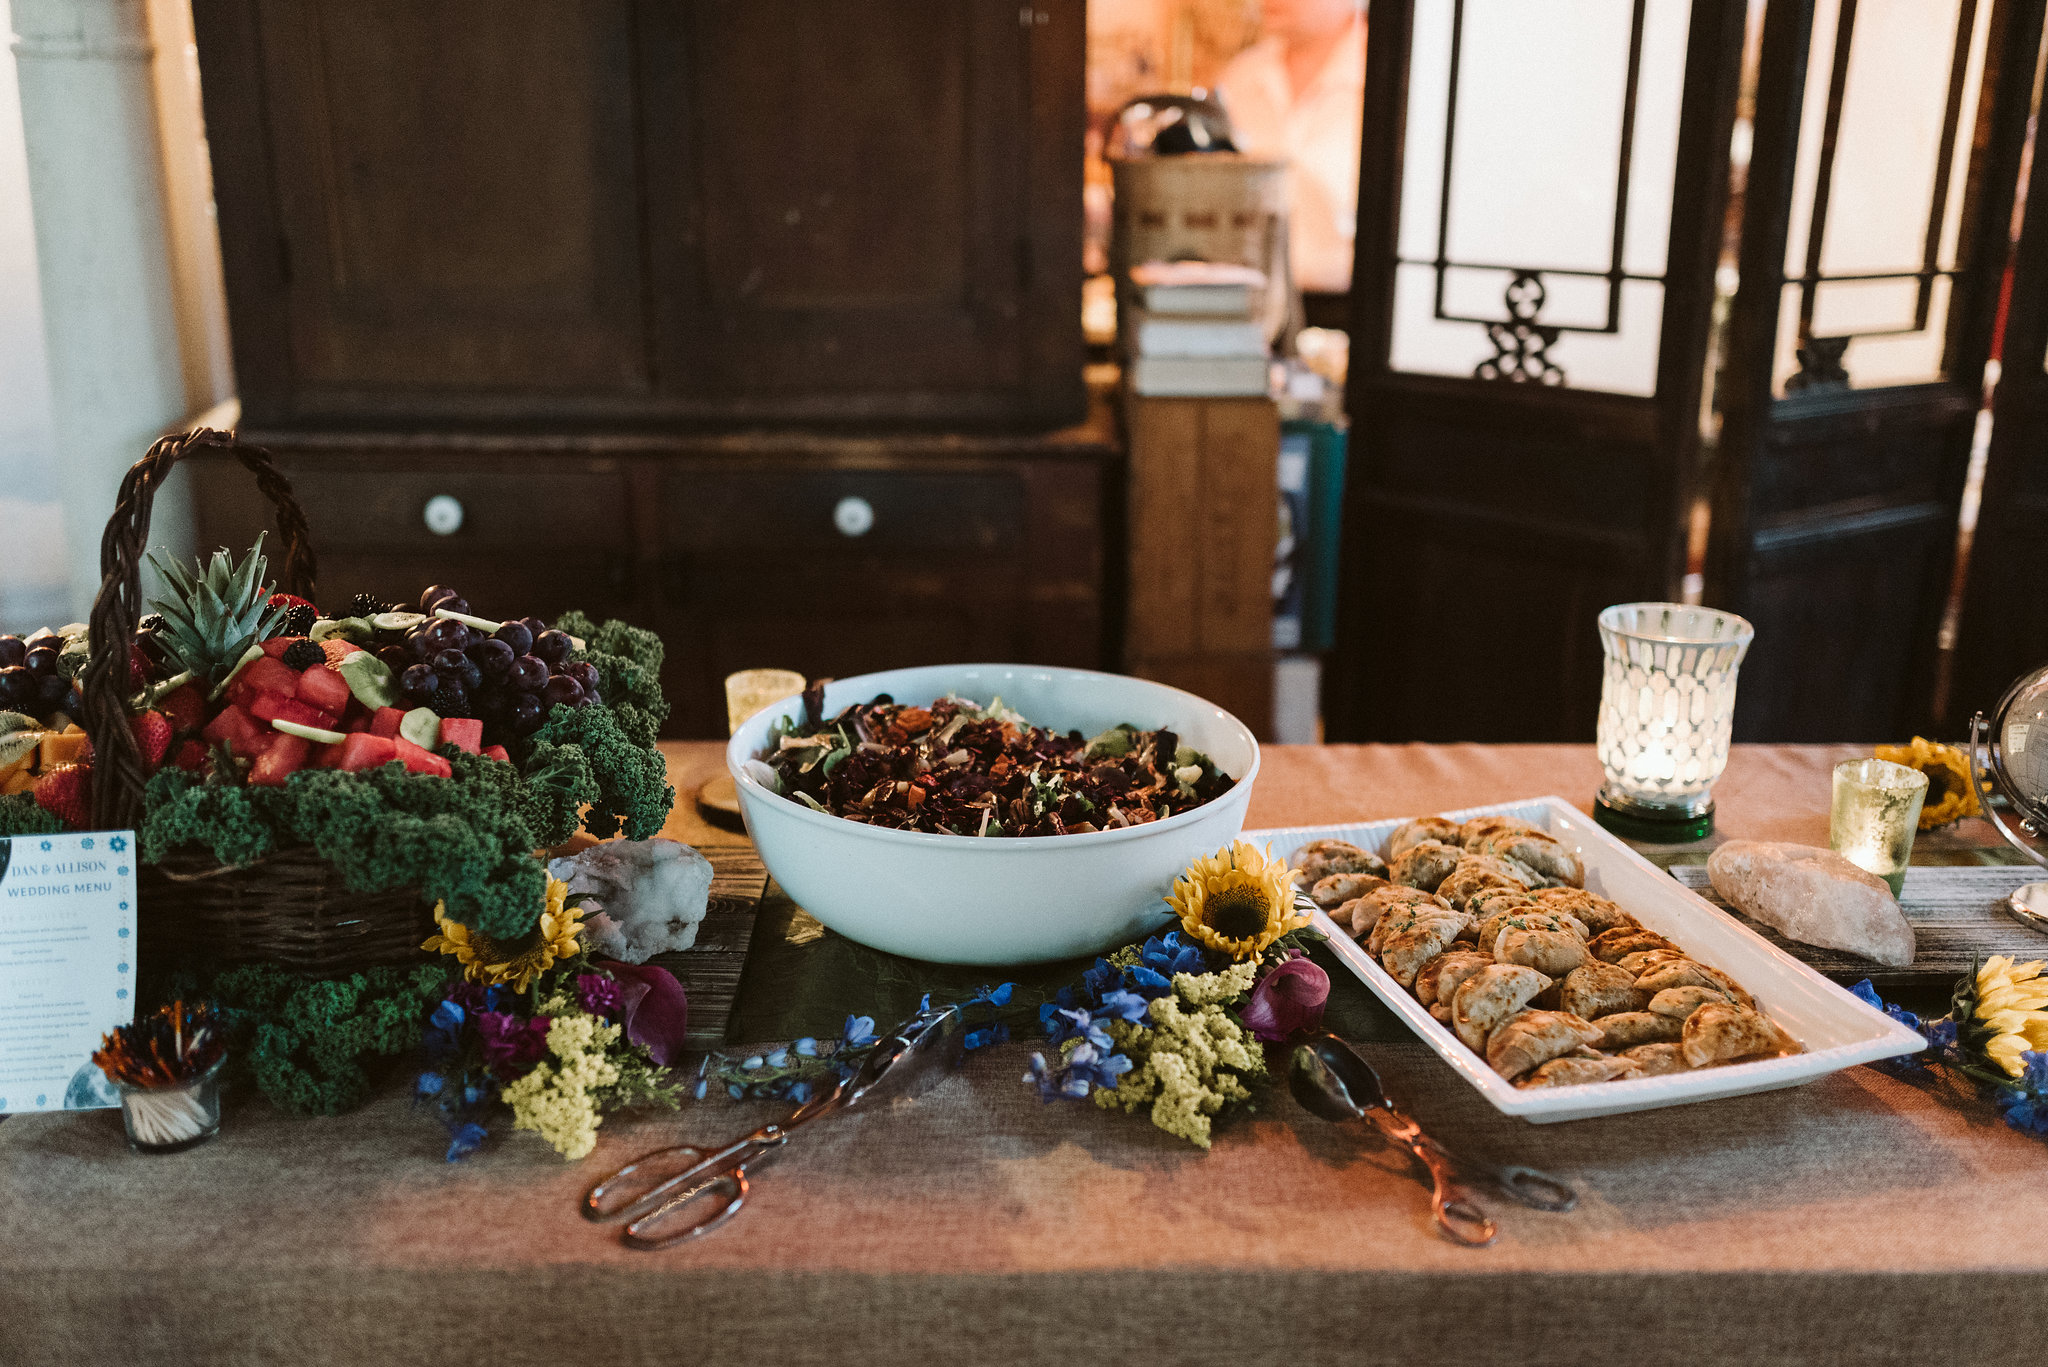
[1706,840,1916,968]
[547,839,714,963]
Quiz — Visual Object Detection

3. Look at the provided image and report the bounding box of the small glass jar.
[1594,603,1755,842]
[724,669,808,736]
[116,1057,224,1154]
[1830,758,1928,896]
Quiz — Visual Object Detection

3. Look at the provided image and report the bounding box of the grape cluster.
[0,630,79,719]
[375,584,598,745]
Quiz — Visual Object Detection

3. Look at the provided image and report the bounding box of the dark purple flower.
[477,1011,551,1079]
[598,961,690,1066]
[578,972,624,1019]
[446,981,490,1012]
[1241,955,1329,1043]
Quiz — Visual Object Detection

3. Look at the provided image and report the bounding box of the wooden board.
[1668,864,2048,988]
[645,841,769,1046]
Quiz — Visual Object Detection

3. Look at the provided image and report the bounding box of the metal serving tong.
[1288,1031,1577,1247]
[584,1004,964,1250]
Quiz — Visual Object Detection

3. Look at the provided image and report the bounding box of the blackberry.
[428,684,472,718]
[138,613,165,634]
[277,603,317,636]
[282,639,327,671]
[351,592,396,618]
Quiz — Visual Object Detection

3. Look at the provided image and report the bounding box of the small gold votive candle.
[724,669,807,737]
[1829,758,1929,896]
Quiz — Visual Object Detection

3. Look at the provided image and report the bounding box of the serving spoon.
[1288,1032,1577,1246]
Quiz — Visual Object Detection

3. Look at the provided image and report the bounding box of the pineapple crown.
[146,532,286,686]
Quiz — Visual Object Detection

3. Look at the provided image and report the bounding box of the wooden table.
[4,744,2044,1367]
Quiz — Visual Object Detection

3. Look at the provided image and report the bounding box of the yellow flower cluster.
[1090,964,1266,1148]
[422,876,584,992]
[1873,737,1980,829]
[1974,956,2048,1078]
[502,1012,622,1160]
[1165,841,1305,960]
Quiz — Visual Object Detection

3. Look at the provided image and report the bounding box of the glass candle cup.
[1830,758,1928,897]
[116,1056,224,1154]
[724,669,808,737]
[1594,603,1755,842]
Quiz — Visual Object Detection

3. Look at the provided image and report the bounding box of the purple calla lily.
[600,960,690,1066]
[1241,955,1329,1043]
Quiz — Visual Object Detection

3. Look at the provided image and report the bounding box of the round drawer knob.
[422,494,464,536]
[833,495,875,538]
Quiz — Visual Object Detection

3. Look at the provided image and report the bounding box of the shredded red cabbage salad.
[750,690,1234,837]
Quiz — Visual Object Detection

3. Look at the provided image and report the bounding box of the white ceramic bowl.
[725,664,1261,965]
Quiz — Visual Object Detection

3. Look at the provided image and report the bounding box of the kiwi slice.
[369,611,426,633]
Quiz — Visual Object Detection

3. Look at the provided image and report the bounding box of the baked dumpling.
[1379,908,1474,987]
[1592,1010,1684,1050]
[1384,817,1463,862]
[1413,949,1495,1015]
[1310,871,1390,911]
[1589,928,1680,964]
[1294,840,1389,887]
[1467,885,1542,922]
[1457,815,1543,847]
[1494,926,1590,979]
[1621,1042,1690,1076]
[1617,947,1694,977]
[1486,1009,1604,1081]
[1533,886,1637,936]
[1516,1054,1643,1088]
[1451,964,1551,1052]
[1476,907,1590,953]
[1681,1001,1798,1067]
[1470,829,1584,888]
[1636,959,1754,1009]
[1559,961,1649,1020]
[1368,900,1470,960]
[1351,886,1452,946]
[1388,840,1465,893]
[1436,854,1539,909]
[1647,985,1735,1020]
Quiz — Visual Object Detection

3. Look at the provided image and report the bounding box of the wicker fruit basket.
[83,428,436,975]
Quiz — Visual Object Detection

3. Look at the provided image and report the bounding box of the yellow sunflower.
[1973,955,2048,1076]
[1165,841,1305,960]
[1874,737,1979,829]
[422,876,585,992]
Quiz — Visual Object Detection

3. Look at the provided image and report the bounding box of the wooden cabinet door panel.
[250,0,649,408]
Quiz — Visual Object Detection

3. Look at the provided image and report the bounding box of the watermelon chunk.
[312,741,344,768]
[236,656,301,704]
[438,718,483,755]
[249,733,309,786]
[392,734,452,778]
[370,706,407,739]
[481,744,510,764]
[260,636,304,660]
[295,664,352,716]
[336,732,398,773]
[248,693,338,730]
[201,703,265,756]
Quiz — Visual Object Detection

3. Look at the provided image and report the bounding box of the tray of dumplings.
[1247,798,1925,1122]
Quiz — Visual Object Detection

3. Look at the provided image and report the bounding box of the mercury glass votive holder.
[1594,603,1755,843]
[1830,758,1928,896]
[724,669,807,736]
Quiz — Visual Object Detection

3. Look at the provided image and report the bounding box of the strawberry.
[129,642,153,690]
[33,763,92,830]
[172,739,207,772]
[158,683,205,736]
[130,710,173,772]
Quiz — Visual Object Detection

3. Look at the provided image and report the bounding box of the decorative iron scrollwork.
[1475,271,1566,385]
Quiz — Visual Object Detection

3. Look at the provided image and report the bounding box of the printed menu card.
[0,832,138,1113]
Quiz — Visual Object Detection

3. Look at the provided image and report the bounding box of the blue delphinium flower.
[420,999,466,1062]
[793,1037,819,1057]
[1024,1051,1091,1101]
[416,1071,445,1098]
[1139,931,1211,978]
[843,1015,878,1048]
[1850,979,1928,1071]
[1098,989,1152,1024]
[444,1121,487,1163]
[1065,1041,1133,1091]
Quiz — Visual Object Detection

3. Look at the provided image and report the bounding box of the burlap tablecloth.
[4,744,2041,1367]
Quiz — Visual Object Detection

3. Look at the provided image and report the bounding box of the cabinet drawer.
[659,464,1023,554]
[281,457,631,550]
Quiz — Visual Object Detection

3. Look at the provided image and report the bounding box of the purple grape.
[400,664,439,701]
[0,666,31,709]
[516,616,546,637]
[541,675,584,708]
[493,622,533,657]
[23,647,58,677]
[37,673,69,708]
[423,618,468,652]
[453,657,482,691]
[509,655,548,693]
[428,648,466,674]
[420,584,459,614]
[407,629,435,659]
[469,637,515,679]
[565,661,601,694]
[377,645,412,671]
[508,691,543,733]
[532,629,572,665]
[441,597,470,618]
[23,628,56,647]
[0,637,23,669]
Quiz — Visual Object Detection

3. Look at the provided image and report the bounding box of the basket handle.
[85,428,318,831]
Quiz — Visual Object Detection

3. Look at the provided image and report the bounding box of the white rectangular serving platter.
[1244,797,1926,1123]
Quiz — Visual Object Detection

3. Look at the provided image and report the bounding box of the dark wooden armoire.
[186,0,1108,736]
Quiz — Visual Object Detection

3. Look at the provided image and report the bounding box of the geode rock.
[547,839,714,963]
[1706,840,1915,967]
